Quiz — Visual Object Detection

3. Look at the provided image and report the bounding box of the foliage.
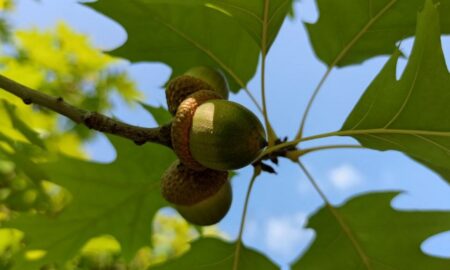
[150,238,278,270]
[293,192,450,269]
[0,0,449,269]
[0,9,203,270]
[342,0,450,185]
[306,0,450,67]
[0,20,142,224]
[0,0,13,42]
[0,22,140,156]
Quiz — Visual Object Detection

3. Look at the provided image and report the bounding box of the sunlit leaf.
[293,192,450,269]
[2,101,45,149]
[86,0,260,92]
[151,238,279,270]
[206,0,292,52]
[307,0,450,66]
[6,137,175,268]
[342,0,450,184]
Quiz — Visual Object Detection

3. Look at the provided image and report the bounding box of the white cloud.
[328,164,362,190]
[264,213,313,261]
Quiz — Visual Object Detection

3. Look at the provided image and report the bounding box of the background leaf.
[1,101,45,149]
[7,137,175,268]
[306,0,450,67]
[86,0,261,92]
[293,192,450,269]
[206,0,292,52]
[151,238,279,270]
[140,103,172,126]
[341,0,450,184]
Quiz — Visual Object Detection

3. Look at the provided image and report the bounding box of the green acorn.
[161,160,231,226]
[172,90,267,171]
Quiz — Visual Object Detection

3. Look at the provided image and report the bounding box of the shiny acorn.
[172,90,267,171]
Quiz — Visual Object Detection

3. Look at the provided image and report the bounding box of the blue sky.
[8,0,450,269]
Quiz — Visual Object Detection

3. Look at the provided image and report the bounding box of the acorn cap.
[171,90,223,171]
[165,75,214,115]
[160,160,229,206]
[184,66,229,100]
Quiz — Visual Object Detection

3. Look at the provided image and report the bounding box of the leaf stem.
[296,67,332,139]
[260,127,450,159]
[0,73,172,147]
[288,144,365,160]
[296,161,372,270]
[261,0,277,146]
[133,1,264,115]
[243,86,264,114]
[295,0,398,140]
[233,167,261,270]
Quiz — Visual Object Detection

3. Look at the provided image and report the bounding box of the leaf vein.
[384,54,421,128]
[130,1,247,89]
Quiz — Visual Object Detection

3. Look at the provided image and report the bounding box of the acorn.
[172,90,267,171]
[161,160,232,226]
[166,66,229,115]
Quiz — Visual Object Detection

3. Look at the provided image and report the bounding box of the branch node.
[56,97,64,103]
[83,112,96,129]
[22,98,32,105]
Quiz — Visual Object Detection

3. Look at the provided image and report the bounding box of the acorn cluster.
[161,66,267,226]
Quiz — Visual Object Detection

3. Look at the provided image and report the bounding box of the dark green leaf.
[341,0,450,184]
[1,145,47,184]
[140,103,172,126]
[307,0,450,66]
[86,0,260,92]
[7,136,175,268]
[151,238,279,270]
[293,192,450,269]
[206,0,292,52]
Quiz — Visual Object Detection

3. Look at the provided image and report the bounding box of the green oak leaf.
[0,131,14,148]
[151,238,279,270]
[140,103,172,126]
[1,101,45,149]
[85,0,260,92]
[293,192,450,269]
[206,0,292,52]
[341,0,450,184]
[6,136,175,268]
[307,0,450,66]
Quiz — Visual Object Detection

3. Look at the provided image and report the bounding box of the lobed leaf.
[293,192,450,269]
[86,0,261,92]
[6,136,175,268]
[151,238,279,270]
[342,0,450,185]
[307,0,450,67]
[206,0,292,52]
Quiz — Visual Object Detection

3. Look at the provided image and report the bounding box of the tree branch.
[0,73,172,148]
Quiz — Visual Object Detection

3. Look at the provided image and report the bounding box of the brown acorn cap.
[184,66,229,100]
[161,160,229,206]
[171,90,223,171]
[166,75,222,115]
